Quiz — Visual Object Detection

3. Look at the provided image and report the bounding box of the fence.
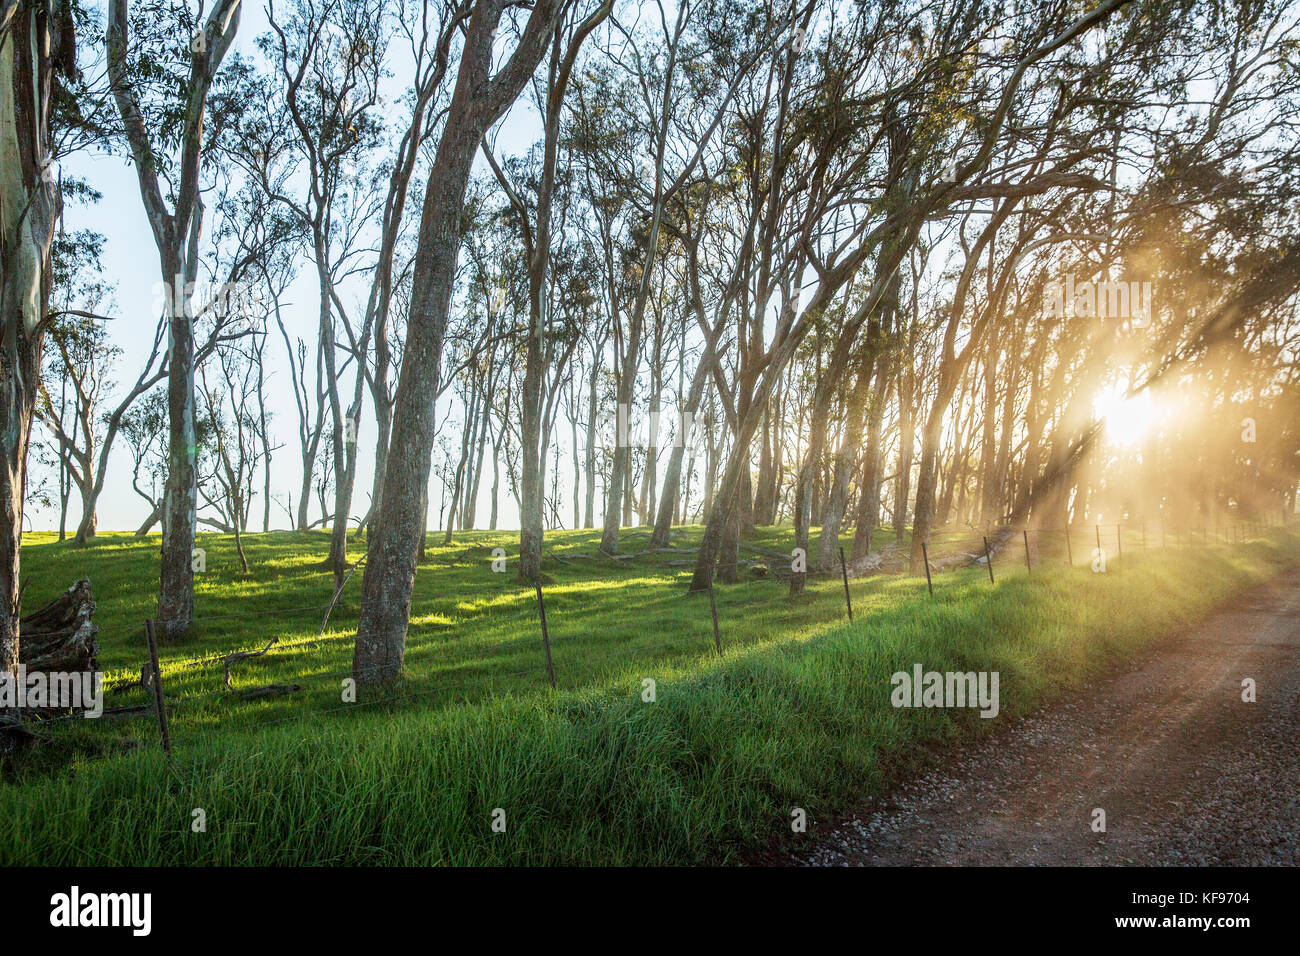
[19,512,1293,755]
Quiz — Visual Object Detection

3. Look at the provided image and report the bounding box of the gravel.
[794,567,1300,866]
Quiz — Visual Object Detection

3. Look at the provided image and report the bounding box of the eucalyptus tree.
[348,0,473,538]
[483,0,612,582]
[0,0,81,672]
[244,0,388,586]
[584,0,777,558]
[120,387,217,534]
[197,337,262,570]
[687,6,918,590]
[649,180,738,549]
[353,0,571,684]
[105,0,243,638]
[37,229,116,544]
[993,0,1300,533]
[36,313,115,545]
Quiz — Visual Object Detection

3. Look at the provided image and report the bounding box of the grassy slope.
[3,527,1296,865]
[15,525,938,732]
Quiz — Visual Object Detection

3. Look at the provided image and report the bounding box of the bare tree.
[106,0,243,639]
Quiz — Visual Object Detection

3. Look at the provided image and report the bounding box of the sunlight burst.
[1093,381,1159,448]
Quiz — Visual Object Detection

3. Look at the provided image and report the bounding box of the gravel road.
[795,566,1300,866]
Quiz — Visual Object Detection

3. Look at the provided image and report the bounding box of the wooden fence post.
[921,542,934,597]
[983,536,995,584]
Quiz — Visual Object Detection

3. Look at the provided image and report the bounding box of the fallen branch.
[236,684,302,701]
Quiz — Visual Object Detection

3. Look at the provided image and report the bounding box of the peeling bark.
[1,2,70,673]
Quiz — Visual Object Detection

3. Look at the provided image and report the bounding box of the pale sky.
[35,1,552,534]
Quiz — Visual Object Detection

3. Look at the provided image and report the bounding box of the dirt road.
[796,567,1300,866]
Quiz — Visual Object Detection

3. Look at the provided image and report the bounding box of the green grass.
[2,523,1296,865]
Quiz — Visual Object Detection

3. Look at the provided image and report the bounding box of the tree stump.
[2,580,99,750]
[19,578,99,673]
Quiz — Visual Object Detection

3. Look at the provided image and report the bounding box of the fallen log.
[739,543,796,561]
[237,684,302,701]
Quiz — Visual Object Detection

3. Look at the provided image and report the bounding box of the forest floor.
[793,566,1300,866]
[2,524,1297,865]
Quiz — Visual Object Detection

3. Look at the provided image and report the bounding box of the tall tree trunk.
[990,355,1019,522]
[977,336,1001,525]
[518,317,546,578]
[352,0,562,683]
[107,0,242,639]
[489,406,505,530]
[583,360,598,529]
[893,371,914,545]
[1,0,66,673]
[73,479,96,544]
[908,374,957,570]
[463,382,490,530]
[296,446,314,530]
[790,404,829,594]
[852,346,891,560]
[367,397,392,533]
[650,315,727,547]
[443,389,473,546]
[156,237,200,640]
[317,259,350,586]
[752,404,775,525]
[817,360,875,570]
[259,359,272,533]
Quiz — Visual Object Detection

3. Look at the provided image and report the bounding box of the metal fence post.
[708,583,723,654]
[838,547,853,622]
[144,620,171,754]
[534,582,557,688]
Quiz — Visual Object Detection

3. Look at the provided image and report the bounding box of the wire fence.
[17,512,1293,751]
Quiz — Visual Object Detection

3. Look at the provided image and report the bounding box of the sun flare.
[1093,381,1159,449]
